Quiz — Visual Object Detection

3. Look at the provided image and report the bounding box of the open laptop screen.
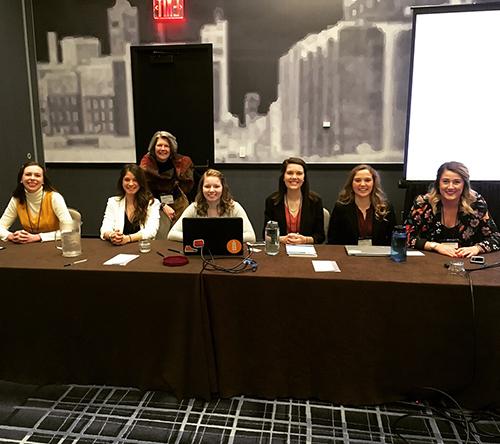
[182,217,244,256]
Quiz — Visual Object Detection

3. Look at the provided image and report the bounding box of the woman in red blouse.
[264,157,325,244]
[327,164,396,246]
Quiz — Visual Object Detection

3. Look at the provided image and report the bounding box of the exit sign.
[153,0,184,20]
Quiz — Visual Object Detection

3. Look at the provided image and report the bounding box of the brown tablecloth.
[1,240,500,407]
[202,246,500,407]
[0,239,215,400]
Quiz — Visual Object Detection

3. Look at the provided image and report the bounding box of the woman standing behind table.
[168,169,256,243]
[327,164,396,245]
[406,161,500,257]
[0,161,72,243]
[139,130,194,238]
[264,157,325,244]
[100,164,160,245]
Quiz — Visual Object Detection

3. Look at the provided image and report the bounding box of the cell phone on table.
[470,256,485,265]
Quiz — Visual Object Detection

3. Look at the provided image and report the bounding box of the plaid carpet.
[0,385,500,443]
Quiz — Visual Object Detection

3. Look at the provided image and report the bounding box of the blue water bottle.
[390,225,407,263]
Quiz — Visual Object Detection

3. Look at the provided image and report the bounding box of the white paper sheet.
[103,253,139,266]
[286,244,317,257]
[312,260,341,272]
[407,251,425,257]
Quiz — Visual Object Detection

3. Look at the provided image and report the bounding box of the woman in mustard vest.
[0,161,72,243]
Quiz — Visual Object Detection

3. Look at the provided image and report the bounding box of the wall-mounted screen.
[404,3,500,181]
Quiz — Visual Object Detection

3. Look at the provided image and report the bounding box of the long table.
[0,239,216,400]
[1,239,500,408]
[202,246,494,406]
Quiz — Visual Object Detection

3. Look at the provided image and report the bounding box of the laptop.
[344,245,391,257]
[182,217,244,256]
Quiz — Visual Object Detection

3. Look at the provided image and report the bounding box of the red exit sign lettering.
[153,0,184,20]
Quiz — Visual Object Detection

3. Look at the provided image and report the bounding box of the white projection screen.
[404,3,500,181]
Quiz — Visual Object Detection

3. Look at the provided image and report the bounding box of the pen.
[156,251,165,258]
[168,248,183,254]
[64,258,88,267]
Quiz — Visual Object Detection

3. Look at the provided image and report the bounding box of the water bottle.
[390,225,407,263]
[265,220,280,256]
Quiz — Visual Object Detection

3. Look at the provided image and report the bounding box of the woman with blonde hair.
[327,164,396,245]
[406,161,500,257]
[168,169,256,243]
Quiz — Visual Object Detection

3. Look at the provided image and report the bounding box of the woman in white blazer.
[100,164,160,244]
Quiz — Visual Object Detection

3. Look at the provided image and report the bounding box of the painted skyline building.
[37,0,137,162]
[34,0,488,163]
[200,8,229,123]
[268,0,449,163]
[212,0,495,163]
[108,0,139,56]
[214,0,459,163]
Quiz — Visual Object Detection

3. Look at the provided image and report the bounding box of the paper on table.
[248,247,263,253]
[103,253,139,266]
[312,260,340,272]
[407,250,425,256]
[286,244,317,257]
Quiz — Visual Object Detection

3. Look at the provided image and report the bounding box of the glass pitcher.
[59,219,82,258]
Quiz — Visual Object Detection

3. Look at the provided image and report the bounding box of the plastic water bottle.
[265,221,280,256]
[390,225,407,263]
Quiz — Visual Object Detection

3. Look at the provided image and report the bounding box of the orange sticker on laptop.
[226,239,242,254]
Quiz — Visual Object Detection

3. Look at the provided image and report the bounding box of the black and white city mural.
[33,0,466,164]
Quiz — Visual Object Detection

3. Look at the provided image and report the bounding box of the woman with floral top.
[405,161,500,257]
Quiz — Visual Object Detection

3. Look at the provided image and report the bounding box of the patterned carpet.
[1,385,500,443]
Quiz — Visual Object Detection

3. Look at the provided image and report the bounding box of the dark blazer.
[264,193,325,244]
[327,201,396,245]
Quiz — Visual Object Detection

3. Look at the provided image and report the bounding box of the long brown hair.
[195,169,234,216]
[13,161,56,204]
[116,164,154,226]
[428,161,476,215]
[271,157,319,205]
[337,164,390,220]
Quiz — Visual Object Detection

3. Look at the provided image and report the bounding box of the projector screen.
[404,4,500,181]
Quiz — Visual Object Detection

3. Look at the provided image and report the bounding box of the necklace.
[285,195,301,215]
[26,191,44,234]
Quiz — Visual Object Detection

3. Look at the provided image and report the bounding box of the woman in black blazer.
[264,157,325,244]
[327,164,395,245]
